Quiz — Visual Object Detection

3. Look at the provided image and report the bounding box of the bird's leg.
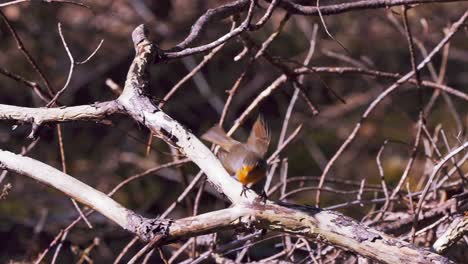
[260,189,268,204]
[240,185,249,197]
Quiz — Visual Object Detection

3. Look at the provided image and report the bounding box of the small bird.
[202,116,270,196]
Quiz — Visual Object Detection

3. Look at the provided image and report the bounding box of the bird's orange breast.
[237,165,266,185]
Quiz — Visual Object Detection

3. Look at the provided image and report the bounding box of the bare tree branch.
[0,23,455,264]
[0,101,120,124]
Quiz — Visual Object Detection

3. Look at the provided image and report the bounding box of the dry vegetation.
[0,0,467,263]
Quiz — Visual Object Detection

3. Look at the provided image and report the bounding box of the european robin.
[202,116,270,196]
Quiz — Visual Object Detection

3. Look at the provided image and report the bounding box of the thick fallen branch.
[433,214,468,254]
[0,149,451,263]
[169,203,451,264]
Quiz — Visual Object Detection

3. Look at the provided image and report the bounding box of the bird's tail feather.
[201,126,239,151]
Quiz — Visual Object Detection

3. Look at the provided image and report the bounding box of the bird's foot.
[240,185,249,197]
[253,189,268,204]
[260,189,268,204]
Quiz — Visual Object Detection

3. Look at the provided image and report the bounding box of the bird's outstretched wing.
[218,145,251,175]
[247,115,270,157]
[217,150,236,175]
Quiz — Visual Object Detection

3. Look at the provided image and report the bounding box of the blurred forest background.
[0,0,467,263]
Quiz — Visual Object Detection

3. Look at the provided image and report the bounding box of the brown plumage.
[202,116,270,186]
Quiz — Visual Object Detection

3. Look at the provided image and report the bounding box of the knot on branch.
[127,212,173,242]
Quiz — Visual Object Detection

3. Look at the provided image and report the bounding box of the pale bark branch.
[116,25,258,204]
[0,101,120,124]
[433,215,468,254]
[168,203,451,264]
[0,149,139,232]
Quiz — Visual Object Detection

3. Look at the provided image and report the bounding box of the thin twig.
[113,237,139,264]
[376,141,390,214]
[402,5,423,107]
[50,230,68,264]
[314,11,468,206]
[316,0,350,55]
[411,141,468,240]
[0,9,54,96]
[267,124,302,164]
